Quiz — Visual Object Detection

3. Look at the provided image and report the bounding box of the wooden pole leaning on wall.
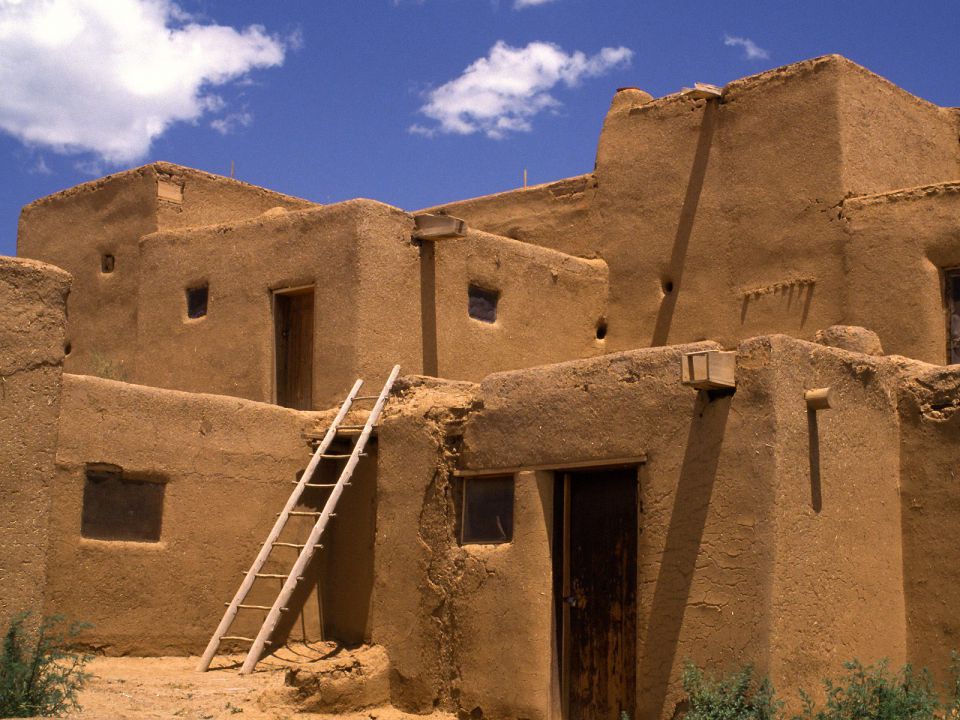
[804,387,835,411]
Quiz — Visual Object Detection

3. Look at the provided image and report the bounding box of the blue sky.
[0,0,958,258]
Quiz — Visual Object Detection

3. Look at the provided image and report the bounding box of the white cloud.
[723,34,769,61]
[513,0,558,8]
[0,0,288,164]
[210,111,253,135]
[412,41,633,139]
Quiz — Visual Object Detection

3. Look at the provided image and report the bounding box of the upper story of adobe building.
[15,54,960,409]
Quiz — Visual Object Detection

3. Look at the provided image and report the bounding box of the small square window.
[186,285,209,319]
[460,475,514,544]
[468,284,499,323]
[81,464,165,542]
[101,254,115,273]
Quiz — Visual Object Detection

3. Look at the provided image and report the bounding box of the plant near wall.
[792,659,938,720]
[943,652,960,720]
[682,661,782,720]
[0,613,92,717]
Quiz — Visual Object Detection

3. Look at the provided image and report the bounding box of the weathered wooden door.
[560,468,638,720]
[274,287,314,410]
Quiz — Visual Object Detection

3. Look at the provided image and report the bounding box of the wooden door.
[274,288,314,410]
[558,468,638,720]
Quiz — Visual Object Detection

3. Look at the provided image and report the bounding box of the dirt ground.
[59,644,451,720]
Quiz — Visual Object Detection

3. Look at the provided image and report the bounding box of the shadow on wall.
[808,408,823,513]
[651,99,720,347]
[637,390,732,719]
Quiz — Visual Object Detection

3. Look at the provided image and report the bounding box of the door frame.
[271,284,316,409]
[553,463,642,720]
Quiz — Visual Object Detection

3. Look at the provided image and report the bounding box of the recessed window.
[468,284,499,323]
[101,254,115,273]
[460,475,514,545]
[596,319,608,340]
[81,464,165,542]
[186,284,209,319]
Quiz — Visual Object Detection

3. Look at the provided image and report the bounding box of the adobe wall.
[372,337,907,720]
[757,337,906,699]
[0,257,70,629]
[151,162,316,231]
[45,374,340,655]
[843,183,960,364]
[18,168,157,378]
[836,64,960,197]
[136,200,421,408]
[425,56,960,362]
[431,230,609,380]
[17,163,313,382]
[897,361,960,683]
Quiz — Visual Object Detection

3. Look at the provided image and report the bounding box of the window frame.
[467,283,499,324]
[80,463,166,543]
[458,474,515,546]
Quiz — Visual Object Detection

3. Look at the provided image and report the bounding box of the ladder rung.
[220,636,272,645]
[271,542,323,549]
[338,424,374,431]
[352,395,380,400]
[290,481,337,487]
[253,573,302,579]
[285,511,322,517]
[226,603,288,611]
[320,453,366,459]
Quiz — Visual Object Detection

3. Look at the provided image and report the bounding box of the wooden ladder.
[197,365,401,674]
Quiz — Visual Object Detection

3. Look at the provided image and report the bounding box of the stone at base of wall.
[279,643,391,713]
[815,325,885,355]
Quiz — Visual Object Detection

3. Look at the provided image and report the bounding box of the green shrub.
[792,659,938,720]
[0,613,92,717]
[682,661,782,720]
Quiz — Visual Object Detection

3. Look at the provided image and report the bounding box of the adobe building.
[3,54,960,719]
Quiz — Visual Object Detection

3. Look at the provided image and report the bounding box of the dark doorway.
[945,269,960,364]
[274,287,315,410]
[553,467,639,720]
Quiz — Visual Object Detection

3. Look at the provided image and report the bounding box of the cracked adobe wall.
[372,338,909,720]
[45,374,329,655]
[897,361,960,684]
[0,257,70,629]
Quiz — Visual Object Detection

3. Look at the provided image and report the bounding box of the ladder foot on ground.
[196,365,401,674]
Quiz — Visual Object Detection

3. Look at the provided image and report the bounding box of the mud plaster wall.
[897,361,960,683]
[136,200,421,408]
[458,343,778,720]
[753,336,906,700]
[45,374,329,655]
[843,185,960,364]
[152,162,315,231]
[836,65,960,197]
[17,163,314,383]
[432,230,609,381]
[426,56,959,361]
[372,340,911,720]
[18,169,157,379]
[0,257,70,629]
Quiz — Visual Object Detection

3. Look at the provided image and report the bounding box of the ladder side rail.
[240,365,400,673]
[197,378,364,672]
